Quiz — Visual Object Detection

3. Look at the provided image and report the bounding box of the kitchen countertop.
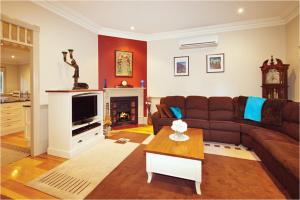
[0,97,31,104]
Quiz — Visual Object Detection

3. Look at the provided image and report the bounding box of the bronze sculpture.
[62,49,89,90]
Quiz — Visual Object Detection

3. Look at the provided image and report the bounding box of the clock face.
[121,80,128,86]
[266,69,280,84]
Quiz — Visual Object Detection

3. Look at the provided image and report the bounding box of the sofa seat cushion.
[260,140,299,179]
[209,120,240,132]
[185,119,209,129]
[210,130,240,144]
[236,119,261,135]
[240,123,259,135]
[236,118,261,126]
[249,128,298,145]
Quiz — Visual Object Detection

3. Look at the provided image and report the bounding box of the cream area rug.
[0,146,30,167]
[27,139,139,199]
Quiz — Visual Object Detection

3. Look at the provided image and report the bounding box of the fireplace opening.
[118,112,130,122]
[110,96,138,127]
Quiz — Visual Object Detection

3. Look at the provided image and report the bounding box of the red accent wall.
[98,35,147,116]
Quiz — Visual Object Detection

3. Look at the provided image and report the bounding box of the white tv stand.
[46,90,104,158]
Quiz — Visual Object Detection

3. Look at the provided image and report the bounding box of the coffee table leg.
[147,172,153,183]
[195,181,201,195]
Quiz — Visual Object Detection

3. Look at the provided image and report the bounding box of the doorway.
[0,20,34,166]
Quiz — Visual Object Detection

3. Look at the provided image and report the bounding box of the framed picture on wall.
[174,56,189,76]
[115,50,133,77]
[206,53,224,73]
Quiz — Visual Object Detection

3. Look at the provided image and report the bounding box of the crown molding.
[283,7,299,23]
[32,1,100,34]
[32,1,298,42]
[32,0,147,41]
[145,17,286,41]
[98,28,147,41]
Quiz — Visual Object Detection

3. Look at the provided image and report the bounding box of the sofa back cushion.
[185,96,208,119]
[209,97,234,121]
[281,102,299,141]
[261,99,288,126]
[160,96,186,117]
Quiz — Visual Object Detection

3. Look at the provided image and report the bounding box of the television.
[72,94,97,125]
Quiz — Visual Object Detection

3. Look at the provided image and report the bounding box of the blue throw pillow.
[169,107,182,119]
[244,96,266,122]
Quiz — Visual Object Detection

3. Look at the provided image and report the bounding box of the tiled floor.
[203,141,260,161]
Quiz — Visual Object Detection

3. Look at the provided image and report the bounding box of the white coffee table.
[144,126,204,195]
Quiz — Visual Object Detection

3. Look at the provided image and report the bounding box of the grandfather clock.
[260,56,289,99]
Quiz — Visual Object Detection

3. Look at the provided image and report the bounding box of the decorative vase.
[104,79,107,88]
[174,131,183,139]
[140,80,144,88]
[169,120,189,142]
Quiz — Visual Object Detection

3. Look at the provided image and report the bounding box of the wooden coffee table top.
[145,126,204,160]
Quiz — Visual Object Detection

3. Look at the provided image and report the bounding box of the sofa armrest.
[151,112,161,135]
[151,111,160,120]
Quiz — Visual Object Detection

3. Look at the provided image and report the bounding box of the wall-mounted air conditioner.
[179,35,218,49]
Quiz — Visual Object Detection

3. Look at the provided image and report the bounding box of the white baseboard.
[47,147,70,159]
[143,117,148,124]
[138,116,148,124]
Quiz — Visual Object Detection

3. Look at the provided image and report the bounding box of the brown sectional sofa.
[151,96,299,198]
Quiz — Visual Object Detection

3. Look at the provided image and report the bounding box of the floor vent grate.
[38,171,91,195]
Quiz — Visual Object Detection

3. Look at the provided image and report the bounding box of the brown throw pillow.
[156,104,168,118]
[234,96,248,119]
[261,99,288,126]
[160,104,174,118]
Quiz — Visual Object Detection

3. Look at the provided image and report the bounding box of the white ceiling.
[40,1,298,36]
[0,43,31,65]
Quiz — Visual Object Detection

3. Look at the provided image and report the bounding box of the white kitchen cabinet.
[0,102,28,136]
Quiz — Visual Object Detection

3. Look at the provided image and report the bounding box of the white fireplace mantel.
[103,87,145,125]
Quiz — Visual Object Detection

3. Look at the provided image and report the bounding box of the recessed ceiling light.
[11,55,15,59]
[130,26,135,31]
[238,8,244,14]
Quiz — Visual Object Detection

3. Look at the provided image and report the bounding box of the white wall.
[19,64,31,93]
[1,1,98,155]
[286,16,299,101]
[148,26,287,98]
[2,64,31,93]
[2,65,20,93]
[1,1,98,105]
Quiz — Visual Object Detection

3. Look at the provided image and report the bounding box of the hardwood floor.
[1,132,30,153]
[0,127,147,199]
[0,154,66,199]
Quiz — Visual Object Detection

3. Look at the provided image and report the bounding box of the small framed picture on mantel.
[206,53,225,73]
[174,56,189,76]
